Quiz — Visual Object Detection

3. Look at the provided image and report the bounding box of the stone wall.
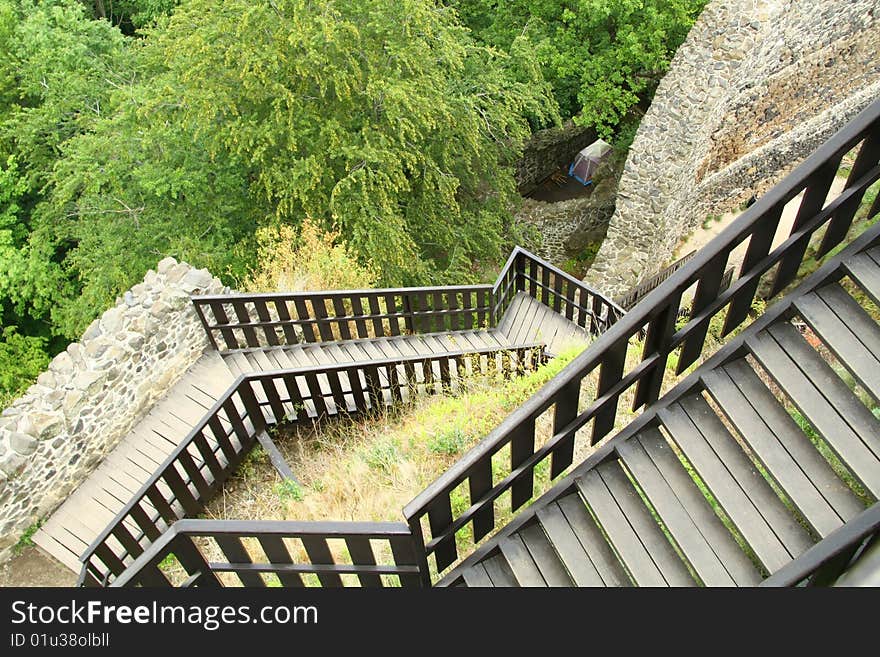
[514,166,619,263]
[515,120,596,194]
[584,0,880,298]
[0,259,226,561]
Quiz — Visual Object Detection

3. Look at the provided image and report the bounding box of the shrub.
[244,218,378,293]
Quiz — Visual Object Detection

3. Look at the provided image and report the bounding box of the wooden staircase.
[446,243,880,587]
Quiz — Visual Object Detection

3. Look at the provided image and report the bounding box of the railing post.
[550,379,580,479]
[191,300,220,351]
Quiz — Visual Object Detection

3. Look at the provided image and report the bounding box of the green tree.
[128,0,557,286]
[451,0,706,133]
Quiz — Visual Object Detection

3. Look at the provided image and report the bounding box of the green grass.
[275,478,305,502]
[13,519,43,555]
[427,428,469,456]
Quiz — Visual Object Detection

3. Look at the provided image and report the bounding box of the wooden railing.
[110,519,423,588]
[79,343,546,586]
[193,285,494,351]
[193,247,623,352]
[403,97,880,579]
[761,503,880,587]
[615,250,696,310]
[491,247,625,334]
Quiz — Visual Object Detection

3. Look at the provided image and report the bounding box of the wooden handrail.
[403,97,880,580]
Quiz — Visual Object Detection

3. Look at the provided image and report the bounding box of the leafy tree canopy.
[450,0,706,133]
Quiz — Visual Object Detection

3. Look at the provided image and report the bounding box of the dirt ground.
[526,166,594,203]
[0,546,76,587]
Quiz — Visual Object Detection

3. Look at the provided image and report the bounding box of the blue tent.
[569,139,612,186]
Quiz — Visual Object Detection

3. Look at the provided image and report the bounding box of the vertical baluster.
[510,418,537,510]
[331,296,352,340]
[214,535,265,587]
[552,274,563,314]
[476,288,488,327]
[253,300,279,347]
[468,458,494,542]
[292,298,317,343]
[345,368,367,411]
[257,535,304,587]
[550,380,580,479]
[192,431,223,482]
[345,536,381,588]
[367,294,385,337]
[278,372,304,421]
[633,295,681,409]
[428,497,457,571]
[311,296,334,341]
[365,365,383,410]
[301,536,343,587]
[173,534,221,587]
[770,160,840,296]
[592,339,628,444]
[350,295,369,338]
[273,299,299,345]
[678,259,727,372]
[238,381,268,435]
[192,302,220,351]
[303,371,327,418]
[563,280,575,321]
[540,264,550,306]
[386,293,403,335]
[721,205,782,335]
[231,300,260,348]
[432,290,444,332]
[389,535,422,588]
[820,131,880,256]
[461,291,473,329]
[208,301,238,350]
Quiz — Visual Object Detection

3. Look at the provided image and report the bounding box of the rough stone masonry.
[0,258,227,562]
[585,0,880,298]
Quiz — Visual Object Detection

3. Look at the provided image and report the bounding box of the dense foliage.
[451,0,706,132]
[0,0,703,402]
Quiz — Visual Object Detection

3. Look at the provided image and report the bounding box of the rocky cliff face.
[584,0,880,297]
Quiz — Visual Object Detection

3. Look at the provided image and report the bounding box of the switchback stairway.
[37,248,621,584]
[79,97,880,589]
[447,239,880,587]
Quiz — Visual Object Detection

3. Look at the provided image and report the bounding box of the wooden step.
[704,360,863,537]
[795,283,880,402]
[844,250,880,307]
[481,553,518,587]
[536,496,629,586]
[576,461,695,586]
[498,533,546,587]
[747,324,880,499]
[515,523,572,586]
[658,395,813,573]
[617,428,761,586]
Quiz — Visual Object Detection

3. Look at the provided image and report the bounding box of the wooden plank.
[461,563,494,588]
[659,400,795,573]
[499,534,546,586]
[518,523,571,586]
[556,493,630,586]
[795,284,880,401]
[679,392,814,558]
[618,431,751,586]
[766,322,880,454]
[707,361,861,534]
[845,252,880,306]
[577,464,689,587]
[481,553,518,587]
[536,502,605,586]
[748,327,880,497]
